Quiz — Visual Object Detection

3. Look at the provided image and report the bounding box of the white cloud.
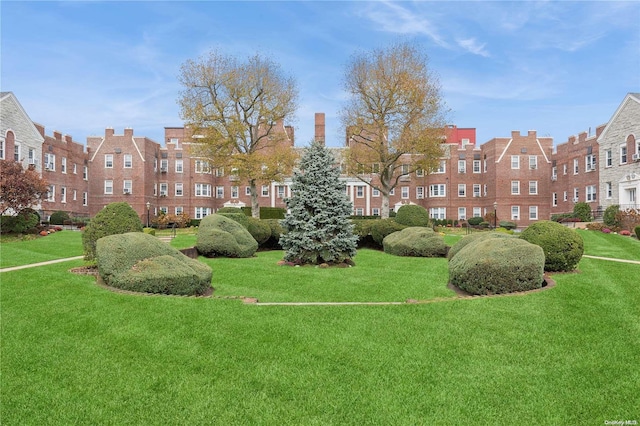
[456,38,490,57]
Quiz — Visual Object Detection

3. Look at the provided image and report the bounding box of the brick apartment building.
[1,91,639,228]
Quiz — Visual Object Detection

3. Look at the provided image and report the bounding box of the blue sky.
[2,1,639,147]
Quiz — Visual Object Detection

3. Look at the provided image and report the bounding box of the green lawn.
[0,231,84,268]
[1,229,639,424]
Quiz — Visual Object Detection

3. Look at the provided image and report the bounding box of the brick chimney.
[53,131,62,141]
[124,128,134,138]
[315,113,325,145]
[105,128,114,137]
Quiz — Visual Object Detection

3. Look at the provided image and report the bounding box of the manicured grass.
[0,231,84,268]
[1,228,639,424]
[577,229,640,260]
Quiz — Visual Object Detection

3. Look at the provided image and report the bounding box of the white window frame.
[175,183,183,196]
[472,160,481,173]
[457,184,466,197]
[61,157,67,174]
[606,182,613,199]
[552,192,558,207]
[529,156,537,170]
[261,185,269,197]
[458,207,466,220]
[429,184,446,197]
[356,186,365,198]
[216,186,225,199]
[605,149,613,167]
[401,186,409,199]
[83,192,88,206]
[47,184,55,202]
[175,159,183,173]
[372,188,380,197]
[195,183,212,197]
[105,154,113,169]
[529,181,538,195]
[159,183,168,197]
[231,186,239,198]
[529,206,538,220]
[511,155,520,170]
[458,160,466,174]
[573,158,579,174]
[104,180,113,195]
[123,180,132,194]
[586,185,597,202]
[511,206,520,220]
[429,207,446,220]
[124,154,133,168]
[620,144,627,164]
[511,181,520,195]
[44,153,56,171]
[416,186,424,199]
[473,184,481,198]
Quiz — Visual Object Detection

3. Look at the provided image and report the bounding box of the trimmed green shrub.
[240,206,286,219]
[573,202,593,222]
[247,217,271,245]
[96,232,212,296]
[369,218,407,246]
[49,210,70,225]
[447,231,514,260]
[1,211,39,234]
[261,218,285,249]
[635,226,640,238]
[143,227,156,236]
[82,202,143,261]
[520,220,584,272]
[603,205,620,227]
[467,217,483,226]
[499,220,517,230]
[395,204,430,227]
[449,238,545,295]
[217,207,245,214]
[196,214,257,258]
[383,227,448,257]
[218,212,249,229]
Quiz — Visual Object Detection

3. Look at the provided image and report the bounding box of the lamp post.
[146,201,151,228]
[493,201,497,230]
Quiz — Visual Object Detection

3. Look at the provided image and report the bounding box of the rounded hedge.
[370,218,407,246]
[196,214,257,258]
[49,210,70,225]
[218,212,249,229]
[383,227,448,257]
[395,204,430,227]
[447,231,514,260]
[519,220,584,272]
[603,205,620,227]
[467,217,484,226]
[449,238,545,295]
[573,202,593,222]
[96,232,212,296]
[247,217,271,245]
[82,202,143,261]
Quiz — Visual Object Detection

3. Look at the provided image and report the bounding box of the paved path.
[0,256,84,273]
[582,255,640,265]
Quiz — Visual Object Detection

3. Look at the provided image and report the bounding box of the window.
[73,163,77,174]
[82,192,88,206]
[72,190,77,201]
[175,206,184,215]
[216,167,224,177]
[483,159,487,173]
[14,143,20,162]
[355,208,364,216]
[552,193,558,207]
[605,149,613,167]
[124,154,132,168]
[47,185,55,202]
[159,183,168,196]
[563,191,568,202]
[606,182,613,199]
[585,154,596,171]
[83,166,88,180]
[511,206,520,220]
[415,168,424,177]
[529,181,538,195]
[0,139,4,159]
[429,207,446,219]
[458,207,466,220]
[356,186,365,198]
[123,180,132,194]
[473,184,481,197]
[551,166,557,181]
[60,187,66,203]
[372,208,380,216]
[372,163,380,174]
[434,161,446,174]
[175,183,183,196]
[529,206,538,220]
[104,180,113,195]
[401,163,410,175]
[27,148,37,166]
[231,186,239,198]
[159,207,168,215]
[216,186,224,199]
[195,183,212,197]
[416,187,424,199]
[372,188,380,197]
[472,207,481,217]
[483,184,487,196]
[389,188,395,196]
[195,160,211,174]
[629,188,637,203]
[160,159,168,172]
[511,155,520,169]
[246,187,251,196]
[175,159,183,173]
[511,181,520,195]
[154,183,157,196]
[458,184,466,197]
[586,185,597,202]
[620,145,628,164]
[573,158,579,174]
[473,160,481,173]
[401,186,409,199]
[573,188,579,202]
[105,154,113,168]
[429,184,446,197]
[563,164,568,175]
[458,160,466,173]
[529,156,537,170]
[277,185,286,198]
[261,185,269,197]
[44,153,55,171]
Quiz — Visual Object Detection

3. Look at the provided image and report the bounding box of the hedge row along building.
[1,92,639,228]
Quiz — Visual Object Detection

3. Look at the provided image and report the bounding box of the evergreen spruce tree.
[280,141,358,265]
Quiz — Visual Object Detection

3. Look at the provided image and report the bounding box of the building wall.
[0,92,44,171]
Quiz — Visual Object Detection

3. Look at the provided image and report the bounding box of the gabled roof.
[0,92,45,144]
[597,93,640,143]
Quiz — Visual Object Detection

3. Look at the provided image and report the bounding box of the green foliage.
[449,237,545,295]
[635,226,640,238]
[82,202,143,261]
[143,227,156,236]
[218,212,249,229]
[247,217,271,245]
[240,206,286,219]
[447,231,514,260]
[603,205,620,227]
[96,232,212,296]
[394,204,430,227]
[217,207,245,214]
[259,218,286,249]
[49,210,71,225]
[369,219,407,246]
[382,227,448,257]
[573,202,593,222]
[0,211,39,234]
[280,142,358,264]
[196,214,257,258]
[467,217,483,226]
[498,220,517,230]
[520,220,584,272]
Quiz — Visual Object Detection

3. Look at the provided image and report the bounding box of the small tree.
[573,202,593,222]
[279,141,358,265]
[82,202,143,261]
[0,159,48,215]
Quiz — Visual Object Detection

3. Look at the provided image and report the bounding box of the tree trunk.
[381,192,390,219]
[249,179,260,218]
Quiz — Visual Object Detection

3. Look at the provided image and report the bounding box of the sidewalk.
[582,255,640,265]
[0,256,84,273]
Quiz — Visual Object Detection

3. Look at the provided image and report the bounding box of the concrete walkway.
[582,255,640,265]
[0,256,84,273]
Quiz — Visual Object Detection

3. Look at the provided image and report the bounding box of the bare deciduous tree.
[178,50,299,217]
[341,42,448,218]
